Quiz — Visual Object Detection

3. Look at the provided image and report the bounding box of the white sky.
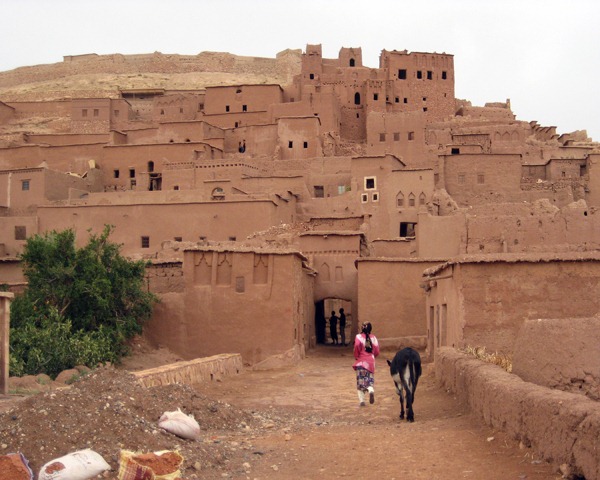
[2,0,599,140]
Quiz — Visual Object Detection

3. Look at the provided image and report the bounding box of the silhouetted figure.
[329,310,339,345]
[339,308,347,346]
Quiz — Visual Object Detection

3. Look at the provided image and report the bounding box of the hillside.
[0,49,302,101]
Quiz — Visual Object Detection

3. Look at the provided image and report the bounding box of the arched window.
[354,92,361,105]
[408,193,416,207]
[419,192,426,205]
[349,58,355,67]
[396,191,404,207]
[211,187,225,200]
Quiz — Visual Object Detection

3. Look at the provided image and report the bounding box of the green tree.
[10,226,157,378]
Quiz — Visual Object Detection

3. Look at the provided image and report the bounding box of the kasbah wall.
[0,44,599,477]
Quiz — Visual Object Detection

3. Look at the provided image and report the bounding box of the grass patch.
[461,346,513,373]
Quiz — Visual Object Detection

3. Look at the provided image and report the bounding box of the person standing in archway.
[339,308,347,346]
[329,310,339,345]
[353,322,380,406]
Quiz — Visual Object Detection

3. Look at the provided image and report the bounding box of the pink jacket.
[352,333,380,373]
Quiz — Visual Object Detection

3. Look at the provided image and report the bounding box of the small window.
[354,92,361,105]
[303,141,308,148]
[417,71,422,79]
[288,141,293,148]
[199,236,207,241]
[21,180,30,191]
[423,97,427,101]
[15,226,26,240]
[373,93,379,101]
[148,161,154,173]
[338,185,347,195]
[409,194,416,207]
[394,132,400,141]
[129,169,135,178]
[403,98,408,104]
[400,222,416,237]
[314,185,324,198]
[93,109,99,117]
[397,193,404,207]
[82,109,88,117]
[113,169,120,179]
[349,58,355,67]
[395,97,399,103]
[427,71,432,80]
[179,107,183,113]
[423,107,428,112]
[361,193,368,203]
[419,193,426,205]
[458,174,466,184]
[398,69,407,79]
[242,105,247,112]
[408,132,415,141]
[379,133,386,142]
[225,105,230,112]
[442,71,447,80]
[451,148,460,155]
[114,109,120,117]
[364,177,376,190]
[160,109,165,115]
[477,174,485,184]
[372,192,379,202]
[174,185,180,190]
[174,236,182,242]
[229,236,237,241]
[141,236,150,248]
[309,73,315,80]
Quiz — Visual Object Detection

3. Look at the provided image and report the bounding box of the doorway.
[314,298,353,346]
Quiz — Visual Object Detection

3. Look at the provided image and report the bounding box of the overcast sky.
[2,0,599,140]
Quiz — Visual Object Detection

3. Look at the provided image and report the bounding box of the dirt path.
[197,345,561,480]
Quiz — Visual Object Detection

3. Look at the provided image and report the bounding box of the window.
[373,93,379,101]
[212,187,225,200]
[427,71,432,80]
[314,185,324,198]
[174,185,179,190]
[82,109,88,117]
[354,92,361,105]
[349,58,355,67]
[148,161,154,173]
[242,105,247,112]
[225,105,230,112]
[15,226,26,240]
[451,147,460,155]
[364,177,376,190]
[442,71,447,80]
[288,141,293,148]
[408,131,415,141]
[114,109,120,117]
[229,236,237,241]
[419,193,426,205]
[417,70,422,79]
[180,108,183,113]
[423,97,427,101]
[129,169,135,178]
[21,180,30,191]
[458,174,466,184]
[398,69,407,79]
[396,192,404,207]
[403,97,408,104]
[361,193,368,203]
[160,109,165,115]
[477,174,485,184]
[303,141,308,148]
[113,169,120,179]
[372,192,379,202]
[394,132,400,141]
[379,133,386,142]
[400,222,416,237]
[338,185,347,195]
[309,73,315,80]
[395,97,399,103]
[141,236,150,248]
[423,107,428,112]
[409,194,416,207]
[174,237,182,242]
[93,109,99,117]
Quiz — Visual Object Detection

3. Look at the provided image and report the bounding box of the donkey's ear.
[386,359,392,366]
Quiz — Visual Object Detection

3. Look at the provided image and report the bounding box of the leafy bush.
[10,226,157,378]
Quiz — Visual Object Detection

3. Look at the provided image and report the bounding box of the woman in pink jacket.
[352,322,380,406]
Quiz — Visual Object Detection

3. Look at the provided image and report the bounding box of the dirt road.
[195,345,561,480]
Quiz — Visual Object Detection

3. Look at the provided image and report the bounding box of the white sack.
[158,408,200,440]
[38,449,111,480]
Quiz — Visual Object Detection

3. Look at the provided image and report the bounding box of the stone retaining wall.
[133,353,243,387]
[435,347,600,480]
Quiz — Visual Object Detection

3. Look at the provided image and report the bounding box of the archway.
[314,297,353,346]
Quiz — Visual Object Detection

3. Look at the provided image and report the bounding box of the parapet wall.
[435,347,600,480]
[133,353,243,387]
